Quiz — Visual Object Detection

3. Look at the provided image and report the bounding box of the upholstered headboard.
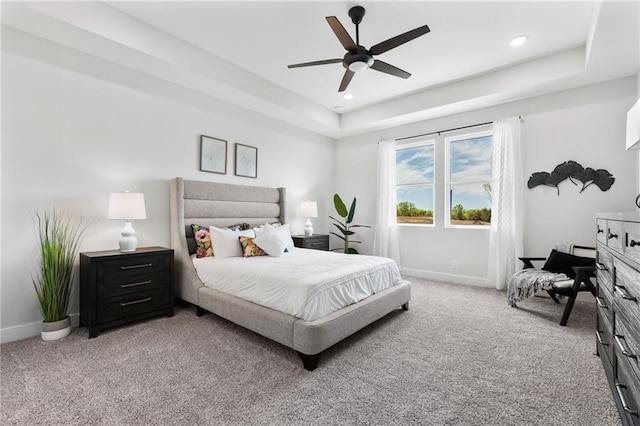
[169,177,286,303]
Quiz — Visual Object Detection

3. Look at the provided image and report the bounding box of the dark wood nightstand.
[80,246,174,338]
[292,234,329,251]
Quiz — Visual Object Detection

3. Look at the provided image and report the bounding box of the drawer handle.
[596,330,608,346]
[614,335,637,358]
[310,242,325,246]
[608,232,618,240]
[596,297,608,309]
[615,285,637,301]
[119,280,152,289]
[121,263,153,270]
[615,383,639,416]
[597,225,604,234]
[120,297,152,307]
[630,239,639,248]
[595,262,608,271]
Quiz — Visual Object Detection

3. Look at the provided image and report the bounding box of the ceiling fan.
[287,6,430,92]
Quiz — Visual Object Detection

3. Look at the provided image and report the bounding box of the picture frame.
[234,143,258,178]
[200,135,227,174]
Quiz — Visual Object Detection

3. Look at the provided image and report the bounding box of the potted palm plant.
[330,194,370,254]
[33,208,89,341]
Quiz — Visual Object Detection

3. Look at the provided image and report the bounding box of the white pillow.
[253,231,287,257]
[264,223,295,251]
[210,227,254,258]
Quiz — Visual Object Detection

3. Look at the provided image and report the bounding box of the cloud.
[396,145,434,184]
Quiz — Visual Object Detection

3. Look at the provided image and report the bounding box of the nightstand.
[80,246,174,338]
[292,234,330,251]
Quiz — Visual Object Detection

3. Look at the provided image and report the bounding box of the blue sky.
[396,135,493,212]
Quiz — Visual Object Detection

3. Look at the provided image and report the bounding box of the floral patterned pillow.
[239,236,266,258]
[191,224,214,258]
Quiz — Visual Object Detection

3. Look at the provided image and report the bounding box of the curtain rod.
[394,115,522,142]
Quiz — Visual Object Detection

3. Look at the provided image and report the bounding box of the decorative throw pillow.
[253,230,288,257]
[542,249,595,279]
[191,224,214,258]
[239,236,266,257]
[263,223,295,251]
[210,226,254,258]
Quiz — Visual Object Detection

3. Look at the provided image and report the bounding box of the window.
[445,131,493,227]
[395,141,435,225]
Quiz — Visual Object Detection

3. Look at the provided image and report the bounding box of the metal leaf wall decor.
[527,160,614,195]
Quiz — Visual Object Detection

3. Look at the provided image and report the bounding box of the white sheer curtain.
[487,117,524,290]
[373,140,401,266]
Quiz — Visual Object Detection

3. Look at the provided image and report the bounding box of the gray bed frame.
[169,177,411,370]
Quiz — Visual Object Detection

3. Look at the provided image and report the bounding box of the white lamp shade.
[108,192,147,220]
[300,201,318,218]
[626,98,640,150]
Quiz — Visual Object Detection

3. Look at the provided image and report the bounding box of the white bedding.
[192,248,402,321]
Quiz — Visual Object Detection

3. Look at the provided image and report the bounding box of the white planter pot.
[41,317,71,341]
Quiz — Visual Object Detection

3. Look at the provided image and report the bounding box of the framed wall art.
[200,135,227,174]
[234,143,258,178]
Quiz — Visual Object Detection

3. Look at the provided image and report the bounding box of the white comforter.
[192,248,402,321]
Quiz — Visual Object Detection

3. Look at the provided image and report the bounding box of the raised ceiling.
[2,1,639,138]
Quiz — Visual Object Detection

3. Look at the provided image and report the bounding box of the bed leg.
[298,352,321,371]
[402,302,409,311]
[196,306,206,317]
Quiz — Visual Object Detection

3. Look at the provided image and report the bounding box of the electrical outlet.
[452,260,459,269]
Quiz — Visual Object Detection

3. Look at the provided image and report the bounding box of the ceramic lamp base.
[119,221,138,252]
[304,218,313,236]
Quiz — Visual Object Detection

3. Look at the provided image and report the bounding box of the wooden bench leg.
[402,302,409,311]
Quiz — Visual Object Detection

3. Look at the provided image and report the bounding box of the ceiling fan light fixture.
[510,35,528,47]
[348,61,369,72]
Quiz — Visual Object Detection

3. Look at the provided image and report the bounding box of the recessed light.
[510,35,528,47]
[343,93,353,100]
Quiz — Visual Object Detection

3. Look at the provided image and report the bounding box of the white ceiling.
[2,1,639,138]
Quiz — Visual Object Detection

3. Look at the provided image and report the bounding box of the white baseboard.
[401,268,491,288]
[0,313,80,344]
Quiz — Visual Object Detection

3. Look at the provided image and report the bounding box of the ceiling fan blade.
[370,60,411,79]
[370,24,431,55]
[326,16,357,51]
[288,59,343,69]
[339,69,355,92]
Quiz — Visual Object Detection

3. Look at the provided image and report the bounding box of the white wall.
[337,76,638,286]
[0,51,336,342]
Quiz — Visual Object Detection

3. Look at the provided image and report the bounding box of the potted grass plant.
[32,208,89,341]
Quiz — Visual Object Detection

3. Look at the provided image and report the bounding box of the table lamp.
[300,201,318,236]
[108,191,147,252]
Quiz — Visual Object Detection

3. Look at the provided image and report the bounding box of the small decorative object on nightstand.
[292,234,329,251]
[80,246,174,338]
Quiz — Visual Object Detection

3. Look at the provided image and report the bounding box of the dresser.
[292,234,330,251]
[80,246,174,338]
[595,213,640,426]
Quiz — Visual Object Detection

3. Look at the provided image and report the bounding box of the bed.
[169,177,411,370]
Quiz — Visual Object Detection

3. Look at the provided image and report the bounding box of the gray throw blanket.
[507,269,568,307]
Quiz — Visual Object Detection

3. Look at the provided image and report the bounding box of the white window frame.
[444,130,493,229]
[395,139,436,227]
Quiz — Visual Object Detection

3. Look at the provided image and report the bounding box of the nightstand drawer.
[97,253,171,279]
[97,271,170,299]
[292,234,329,251]
[97,288,172,322]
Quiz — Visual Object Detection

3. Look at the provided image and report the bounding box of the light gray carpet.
[1,278,619,425]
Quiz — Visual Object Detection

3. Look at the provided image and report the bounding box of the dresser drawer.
[596,247,614,298]
[617,353,640,423]
[597,310,615,363]
[614,260,640,326]
[625,222,640,265]
[607,220,624,253]
[96,253,171,279]
[96,288,172,322]
[596,219,607,245]
[292,235,329,251]
[615,319,640,385]
[97,271,170,299]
